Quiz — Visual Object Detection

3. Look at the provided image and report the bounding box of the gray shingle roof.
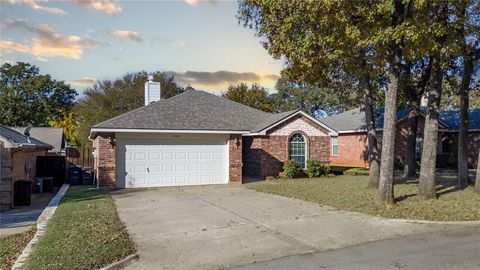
[12,127,64,153]
[0,124,52,149]
[93,90,272,131]
[319,107,480,132]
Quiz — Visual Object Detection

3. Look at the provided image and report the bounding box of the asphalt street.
[232,226,480,270]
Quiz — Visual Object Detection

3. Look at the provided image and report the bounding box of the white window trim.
[331,136,339,156]
[289,133,308,169]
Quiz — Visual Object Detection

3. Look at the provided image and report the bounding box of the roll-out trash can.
[68,166,82,186]
[43,177,54,192]
[35,178,44,193]
[82,167,93,185]
[14,180,32,206]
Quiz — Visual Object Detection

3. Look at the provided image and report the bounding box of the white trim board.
[90,128,247,138]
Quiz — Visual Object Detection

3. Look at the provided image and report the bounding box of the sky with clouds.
[0,0,283,95]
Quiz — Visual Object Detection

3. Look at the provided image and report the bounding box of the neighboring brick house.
[319,108,480,169]
[0,125,52,211]
[90,89,337,188]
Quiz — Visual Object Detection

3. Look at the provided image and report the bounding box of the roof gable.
[0,125,52,149]
[12,127,64,152]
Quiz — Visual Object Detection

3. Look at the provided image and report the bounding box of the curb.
[98,253,139,270]
[11,184,70,270]
[386,218,480,225]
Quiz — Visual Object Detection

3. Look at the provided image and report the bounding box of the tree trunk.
[418,52,442,200]
[363,76,380,188]
[475,149,480,194]
[403,100,419,178]
[378,52,401,206]
[457,57,472,189]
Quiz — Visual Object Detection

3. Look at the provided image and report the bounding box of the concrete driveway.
[112,185,470,270]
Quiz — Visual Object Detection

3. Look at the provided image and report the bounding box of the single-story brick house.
[0,125,52,211]
[90,89,338,188]
[319,107,480,169]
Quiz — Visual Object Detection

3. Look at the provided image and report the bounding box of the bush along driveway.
[24,186,135,270]
[248,175,480,221]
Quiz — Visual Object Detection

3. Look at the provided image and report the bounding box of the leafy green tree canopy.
[222,83,274,112]
[272,76,361,117]
[0,62,77,126]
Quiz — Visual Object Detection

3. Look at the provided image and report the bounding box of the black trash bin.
[82,167,93,185]
[14,180,32,206]
[43,177,54,192]
[68,166,82,186]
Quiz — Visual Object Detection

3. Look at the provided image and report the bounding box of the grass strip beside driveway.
[247,175,480,221]
[0,226,36,270]
[25,186,135,270]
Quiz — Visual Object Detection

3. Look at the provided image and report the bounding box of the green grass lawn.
[247,174,480,221]
[0,227,36,270]
[24,186,135,270]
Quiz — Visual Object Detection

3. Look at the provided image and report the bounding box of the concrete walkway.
[0,189,58,237]
[112,185,475,270]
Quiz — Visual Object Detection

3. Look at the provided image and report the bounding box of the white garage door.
[121,140,228,188]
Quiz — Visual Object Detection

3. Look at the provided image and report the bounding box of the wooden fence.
[66,147,94,168]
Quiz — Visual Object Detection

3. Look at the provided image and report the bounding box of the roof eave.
[89,127,249,138]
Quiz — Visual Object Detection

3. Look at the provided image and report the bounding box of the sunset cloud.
[3,0,66,15]
[2,18,97,60]
[185,0,217,6]
[70,77,98,88]
[169,70,280,91]
[0,39,30,53]
[73,0,122,15]
[108,30,143,42]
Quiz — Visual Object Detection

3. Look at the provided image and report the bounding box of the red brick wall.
[94,133,116,186]
[438,131,480,168]
[329,115,480,169]
[229,134,243,183]
[330,133,369,168]
[243,115,331,177]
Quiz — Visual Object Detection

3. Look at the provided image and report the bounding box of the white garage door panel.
[122,141,228,188]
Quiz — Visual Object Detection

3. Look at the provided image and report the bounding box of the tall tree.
[222,83,274,112]
[457,55,474,188]
[238,1,387,188]
[378,0,410,206]
[74,71,185,146]
[0,62,77,126]
[418,2,451,199]
[456,0,480,188]
[402,57,433,178]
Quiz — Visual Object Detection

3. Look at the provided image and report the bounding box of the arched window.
[289,133,306,168]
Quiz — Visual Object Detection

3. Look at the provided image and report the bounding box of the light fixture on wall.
[109,137,116,147]
[235,137,241,149]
